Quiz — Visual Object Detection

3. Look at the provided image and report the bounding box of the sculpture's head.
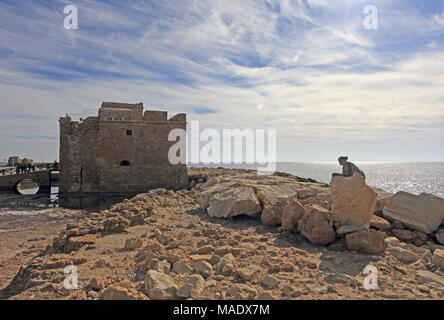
[338,156,348,165]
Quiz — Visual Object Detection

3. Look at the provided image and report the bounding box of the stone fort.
[59,102,189,194]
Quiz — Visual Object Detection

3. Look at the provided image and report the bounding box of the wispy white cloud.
[0,0,443,162]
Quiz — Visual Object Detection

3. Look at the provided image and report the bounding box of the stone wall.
[59,102,188,194]
[0,170,51,192]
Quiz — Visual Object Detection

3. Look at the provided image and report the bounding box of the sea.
[191,162,444,198]
[1,162,443,211]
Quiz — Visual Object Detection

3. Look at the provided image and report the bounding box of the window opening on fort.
[120,160,130,166]
[126,129,132,136]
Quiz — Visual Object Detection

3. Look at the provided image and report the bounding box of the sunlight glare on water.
[192,162,444,198]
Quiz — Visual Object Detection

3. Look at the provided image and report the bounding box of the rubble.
[1,167,444,301]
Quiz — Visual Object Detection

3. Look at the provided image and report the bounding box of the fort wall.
[59,102,188,194]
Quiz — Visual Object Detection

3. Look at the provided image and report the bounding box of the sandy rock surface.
[0,167,444,300]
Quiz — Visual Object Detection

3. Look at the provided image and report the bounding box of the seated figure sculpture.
[332,156,366,179]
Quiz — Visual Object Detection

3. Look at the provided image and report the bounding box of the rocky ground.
[1,167,444,300]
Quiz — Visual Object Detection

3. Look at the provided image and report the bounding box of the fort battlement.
[59,102,188,194]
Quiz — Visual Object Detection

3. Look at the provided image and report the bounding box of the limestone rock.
[200,177,218,189]
[187,274,205,294]
[69,290,87,300]
[259,185,299,226]
[65,234,97,253]
[144,270,177,300]
[103,216,129,234]
[215,246,233,256]
[155,260,171,274]
[225,284,257,300]
[388,246,421,264]
[189,254,212,262]
[336,225,367,236]
[385,237,401,247]
[193,245,215,255]
[281,199,306,232]
[383,192,444,234]
[298,205,336,246]
[370,215,391,230]
[220,263,234,276]
[261,203,284,227]
[166,253,180,266]
[176,284,192,299]
[207,186,262,219]
[345,230,386,254]
[209,254,221,265]
[193,261,212,278]
[372,188,393,213]
[411,260,427,271]
[432,249,444,269]
[403,243,431,259]
[256,291,276,300]
[87,277,108,291]
[331,174,376,228]
[237,265,261,282]
[196,181,240,211]
[172,262,192,275]
[297,187,332,210]
[392,229,414,242]
[216,253,235,275]
[261,275,280,289]
[416,270,444,287]
[124,238,143,250]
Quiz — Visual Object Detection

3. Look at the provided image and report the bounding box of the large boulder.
[144,270,177,300]
[281,198,306,232]
[330,174,376,228]
[259,186,299,227]
[383,192,444,234]
[261,202,286,227]
[196,181,239,211]
[298,205,336,245]
[207,186,262,218]
[345,230,386,254]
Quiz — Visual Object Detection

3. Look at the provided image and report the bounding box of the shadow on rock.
[319,250,383,279]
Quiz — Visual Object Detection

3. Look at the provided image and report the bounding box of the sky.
[0,0,443,163]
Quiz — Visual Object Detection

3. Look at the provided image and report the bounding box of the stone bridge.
[0,170,52,193]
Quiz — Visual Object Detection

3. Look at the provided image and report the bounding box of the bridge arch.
[0,170,51,193]
[13,178,40,195]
